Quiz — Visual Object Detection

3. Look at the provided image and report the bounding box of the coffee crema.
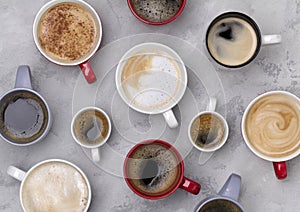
[190,113,225,149]
[38,2,98,63]
[0,90,48,143]
[207,15,259,67]
[245,93,300,158]
[131,0,181,23]
[198,199,242,212]
[126,143,181,196]
[22,161,89,212]
[121,50,181,110]
[73,109,109,146]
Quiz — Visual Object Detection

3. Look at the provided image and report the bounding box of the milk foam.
[207,16,258,67]
[22,162,89,212]
[245,93,300,158]
[121,51,181,111]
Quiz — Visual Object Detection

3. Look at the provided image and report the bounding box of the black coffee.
[126,143,181,196]
[0,90,48,144]
[72,109,109,146]
[131,0,182,23]
[198,199,242,212]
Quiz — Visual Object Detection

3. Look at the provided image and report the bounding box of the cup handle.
[79,61,97,84]
[7,166,26,182]
[273,162,287,179]
[163,109,178,128]
[207,97,217,112]
[15,65,32,89]
[218,173,241,201]
[179,176,201,195]
[91,148,100,162]
[262,35,282,46]
[198,152,214,165]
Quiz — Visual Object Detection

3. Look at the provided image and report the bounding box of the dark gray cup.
[0,66,52,146]
[194,174,244,212]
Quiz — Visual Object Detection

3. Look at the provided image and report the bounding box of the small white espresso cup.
[188,98,229,164]
[71,106,112,162]
[7,159,92,212]
[115,42,187,128]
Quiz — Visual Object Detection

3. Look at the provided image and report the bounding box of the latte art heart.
[245,93,300,158]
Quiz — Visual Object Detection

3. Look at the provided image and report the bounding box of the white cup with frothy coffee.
[242,91,300,179]
[115,42,187,128]
[7,159,91,212]
[205,11,281,69]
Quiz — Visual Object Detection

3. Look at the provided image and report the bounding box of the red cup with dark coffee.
[124,140,201,200]
[127,0,186,25]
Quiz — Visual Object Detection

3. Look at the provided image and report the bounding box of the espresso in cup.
[198,199,242,212]
[37,2,99,63]
[190,112,226,150]
[72,108,110,146]
[206,12,260,67]
[21,161,89,212]
[244,93,300,158]
[126,142,181,196]
[0,90,49,144]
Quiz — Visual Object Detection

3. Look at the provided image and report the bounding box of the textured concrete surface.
[0,0,299,211]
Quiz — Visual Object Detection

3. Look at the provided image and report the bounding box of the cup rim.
[241,90,300,162]
[0,88,52,146]
[194,196,244,211]
[19,159,92,212]
[71,106,112,149]
[127,0,186,25]
[32,0,103,66]
[123,139,184,200]
[205,11,262,69]
[188,111,229,152]
[115,42,188,115]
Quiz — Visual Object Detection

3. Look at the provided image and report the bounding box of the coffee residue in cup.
[190,113,225,149]
[131,0,182,23]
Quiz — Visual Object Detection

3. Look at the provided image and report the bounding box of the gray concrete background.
[0,0,299,211]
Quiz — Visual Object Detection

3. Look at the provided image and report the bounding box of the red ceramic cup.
[33,0,103,83]
[124,140,200,200]
[127,0,186,25]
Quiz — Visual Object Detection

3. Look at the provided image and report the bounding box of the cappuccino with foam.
[21,161,89,212]
[206,12,260,67]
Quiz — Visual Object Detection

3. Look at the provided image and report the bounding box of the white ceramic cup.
[71,106,112,162]
[33,0,103,83]
[115,42,187,128]
[188,97,229,165]
[241,90,300,179]
[204,11,281,70]
[7,159,92,212]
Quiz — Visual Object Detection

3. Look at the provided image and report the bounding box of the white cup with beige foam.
[205,11,281,69]
[242,91,300,179]
[7,159,91,211]
[115,42,187,128]
[188,97,229,165]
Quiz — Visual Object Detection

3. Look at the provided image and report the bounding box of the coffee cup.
[188,97,229,165]
[127,0,186,25]
[123,139,201,200]
[7,159,92,212]
[242,91,300,179]
[33,0,103,83]
[194,173,244,212]
[0,66,52,146]
[115,42,187,128]
[205,11,281,69]
[71,106,112,162]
